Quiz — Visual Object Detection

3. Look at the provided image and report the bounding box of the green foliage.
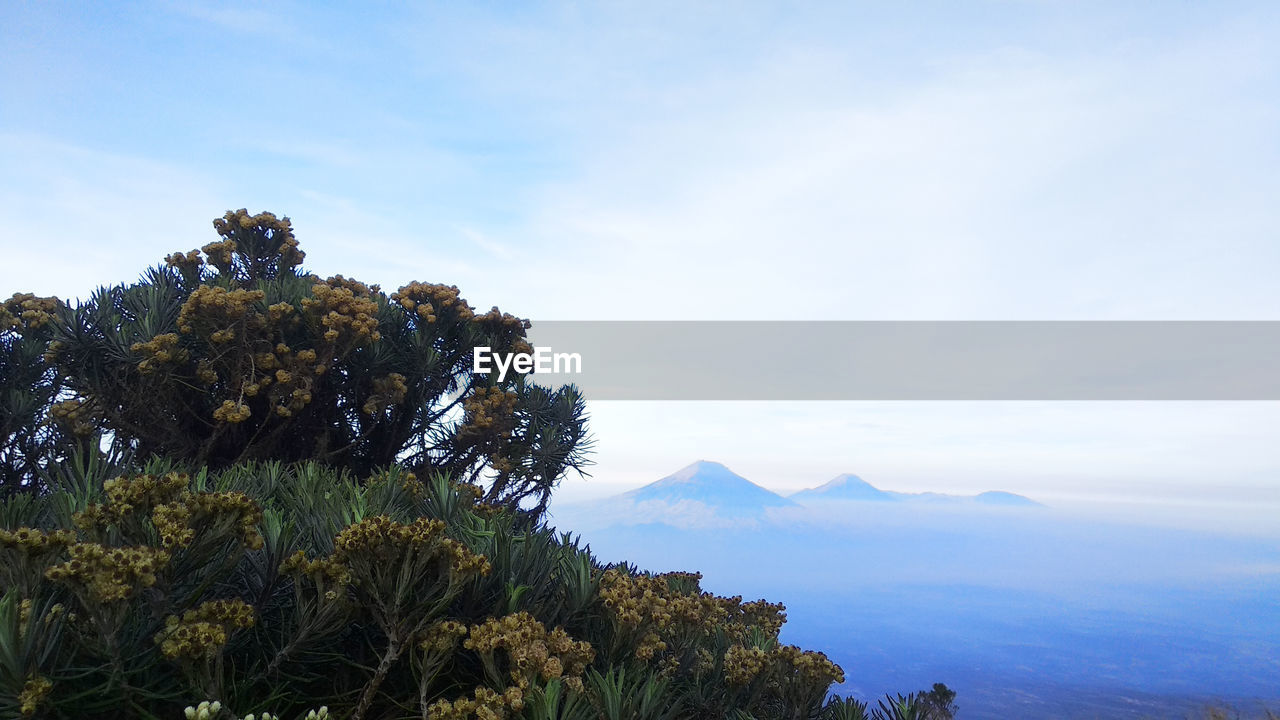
[22,209,590,512]
[584,667,675,720]
[0,294,84,497]
[0,460,872,720]
[820,696,869,720]
[914,683,955,720]
[0,208,946,719]
[873,693,936,720]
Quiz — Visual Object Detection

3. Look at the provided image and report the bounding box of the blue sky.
[2,2,1278,513]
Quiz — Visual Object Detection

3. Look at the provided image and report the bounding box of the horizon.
[548,456,1280,539]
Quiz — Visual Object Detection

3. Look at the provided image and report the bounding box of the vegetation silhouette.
[1,210,948,719]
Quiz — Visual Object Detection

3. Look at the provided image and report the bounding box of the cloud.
[509,27,1280,321]
[0,134,224,300]
[459,226,518,262]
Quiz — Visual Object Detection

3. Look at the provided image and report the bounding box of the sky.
[2,2,1278,514]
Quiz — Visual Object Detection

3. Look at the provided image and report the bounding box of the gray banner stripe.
[517,321,1280,400]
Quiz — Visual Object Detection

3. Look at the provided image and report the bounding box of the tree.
[26,209,590,513]
[0,209,890,720]
[0,294,80,497]
[916,682,957,719]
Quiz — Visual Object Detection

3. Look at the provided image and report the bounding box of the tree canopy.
[2,209,590,516]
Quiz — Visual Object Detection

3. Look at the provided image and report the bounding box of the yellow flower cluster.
[457,482,485,502]
[418,619,468,653]
[395,470,425,496]
[457,388,518,470]
[599,569,790,674]
[207,707,327,720]
[93,472,189,522]
[301,277,380,344]
[74,473,263,552]
[334,516,445,560]
[731,598,787,637]
[599,569,727,632]
[635,630,667,662]
[183,700,222,720]
[463,611,594,691]
[391,282,474,324]
[0,527,77,555]
[462,388,517,435]
[187,491,265,550]
[195,359,219,385]
[45,543,169,603]
[771,644,845,686]
[155,598,255,660]
[471,307,534,358]
[164,249,204,274]
[722,643,844,688]
[279,550,351,599]
[213,399,252,423]
[202,239,237,269]
[332,516,491,578]
[210,209,306,270]
[132,333,189,375]
[693,647,716,675]
[724,645,768,686]
[0,304,14,333]
[19,675,52,717]
[15,600,67,640]
[2,293,60,333]
[244,342,321,418]
[362,372,408,415]
[320,274,380,298]
[178,286,267,336]
[169,210,305,282]
[49,398,96,436]
[267,301,295,322]
[426,685,526,720]
[174,279,348,424]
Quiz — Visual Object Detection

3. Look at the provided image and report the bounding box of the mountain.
[790,473,898,502]
[623,460,797,511]
[551,463,1042,533]
[973,491,1043,507]
[790,474,1042,507]
[549,461,798,531]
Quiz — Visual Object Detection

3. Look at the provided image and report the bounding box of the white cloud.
[500,25,1280,321]
[0,134,224,300]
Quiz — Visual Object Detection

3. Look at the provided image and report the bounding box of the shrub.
[1,459,866,719]
[0,209,932,719]
[19,209,588,515]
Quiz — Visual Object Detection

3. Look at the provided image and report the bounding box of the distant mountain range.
[555,461,1041,529]
[790,472,1042,507]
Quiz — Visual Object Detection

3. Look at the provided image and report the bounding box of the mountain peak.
[816,473,874,491]
[973,491,1043,507]
[655,460,734,485]
[624,461,796,509]
[792,473,895,502]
